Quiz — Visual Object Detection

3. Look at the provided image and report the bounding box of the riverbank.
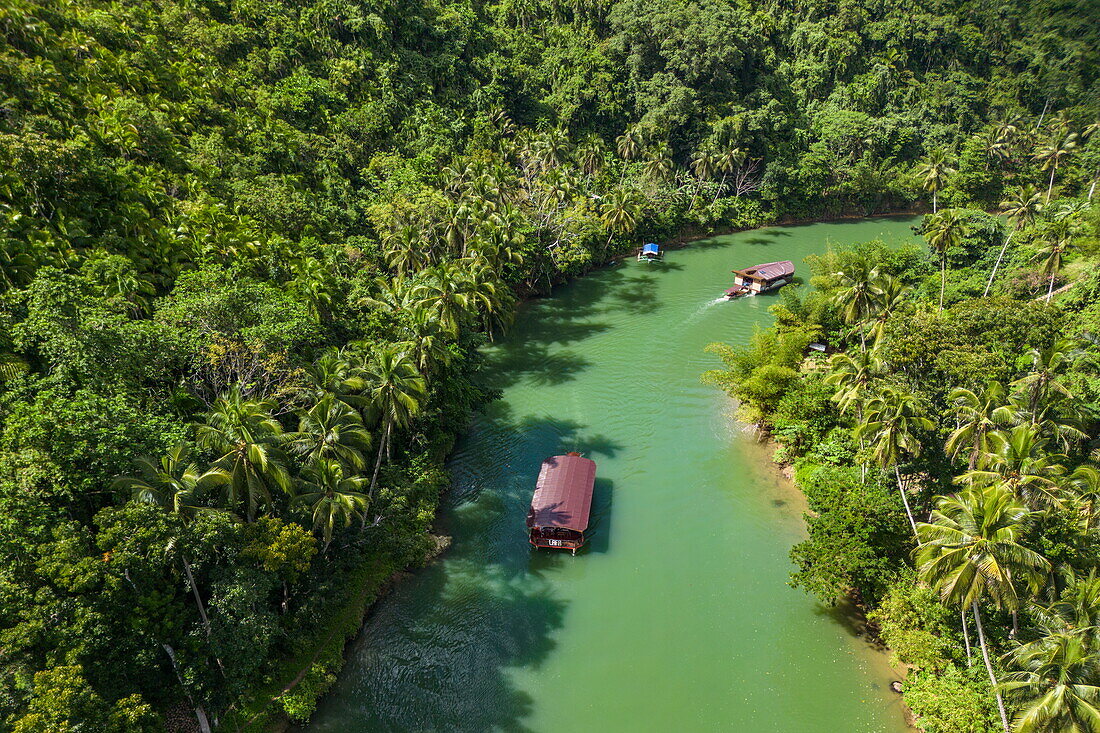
[304,217,920,731]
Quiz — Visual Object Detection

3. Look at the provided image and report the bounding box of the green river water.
[307,218,922,732]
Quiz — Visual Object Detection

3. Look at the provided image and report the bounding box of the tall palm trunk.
[895,466,918,537]
[162,643,212,733]
[1046,163,1057,203]
[983,229,1015,297]
[961,607,973,667]
[369,420,392,498]
[932,189,937,214]
[972,601,1010,733]
[1046,270,1057,302]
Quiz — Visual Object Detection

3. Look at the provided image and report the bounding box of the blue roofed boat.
[637,242,662,262]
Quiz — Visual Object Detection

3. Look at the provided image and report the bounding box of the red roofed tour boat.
[527,452,596,555]
[724,260,795,298]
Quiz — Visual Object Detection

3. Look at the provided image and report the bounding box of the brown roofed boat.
[527,452,596,555]
[725,260,795,298]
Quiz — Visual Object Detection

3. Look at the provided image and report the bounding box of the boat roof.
[732,260,795,280]
[642,243,659,254]
[526,454,596,532]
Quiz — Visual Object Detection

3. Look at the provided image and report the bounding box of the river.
[307,217,922,732]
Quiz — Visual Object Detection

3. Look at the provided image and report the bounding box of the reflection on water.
[307,218,921,732]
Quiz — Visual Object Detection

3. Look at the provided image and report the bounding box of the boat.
[637,242,663,262]
[527,452,596,555]
[724,260,794,298]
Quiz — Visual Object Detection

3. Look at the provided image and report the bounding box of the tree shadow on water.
[303,553,567,733]
[304,412,631,732]
[483,342,592,389]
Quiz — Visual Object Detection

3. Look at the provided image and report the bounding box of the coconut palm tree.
[985,186,1044,297]
[865,273,908,346]
[855,385,934,536]
[412,263,472,337]
[1001,631,1100,732]
[1033,133,1079,203]
[575,134,606,177]
[917,148,957,213]
[946,382,1011,470]
[599,188,643,259]
[826,350,885,416]
[1011,339,1082,424]
[114,443,229,516]
[924,208,964,312]
[300,349,367,411]
[362,344,427,497]
[826,349,884,482]
[615,124,645,162]
[382,226,431,278]
[713,145,746,201]
[689,147,718,202]
[830,262,889,351]
[195,387,291,522]
[917,485,1051,733]
[963,424,1068,510]
[643,145,675,184]
[403,304,453,375]
[294,458,369,552]
[283,395,372,471]
[114,444,230,662]
[1036,224,1073,302]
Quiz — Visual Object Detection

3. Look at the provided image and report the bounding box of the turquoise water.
[307,218,922,732]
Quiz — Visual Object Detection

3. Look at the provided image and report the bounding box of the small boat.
[527,452,596,555]
[637,242,663,262]
[724,260,794,298]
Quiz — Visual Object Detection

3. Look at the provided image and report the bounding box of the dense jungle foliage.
[0,0,1097,729]
[704,118,1100,731]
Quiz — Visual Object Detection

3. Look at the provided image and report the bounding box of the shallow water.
[307,218,922,732]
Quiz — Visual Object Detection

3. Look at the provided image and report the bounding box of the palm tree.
[826,350,884,416]
[1011,339,1082,424]
[713,145,746,201]
[1036,223,1073,302]
[195,388,291,522]
[114,443,229,516]
[576,134,606,177]
[294,459,369,551]
[963,425,1068,510]
[113,444,230,664]
[917,148,956,213]
[283,395,372,471]
[1001,632,1100,732]
[362,344,427,497]
[855,385,934,536]
[866,273,908,346]
[917,485,1051,733]
[382,226,431,277]
[301,349,367,410]
[946,382,1011,470]
[599,188,643,259]
[404,304,454,375]
[830,262,886,351]
[643,146,675,183]
[689,148,718,202]
[616,124,644,162]
[924,209,964,312]
[985,186,1044,297]
[1033,133,1079,203]
[826,349,883,482]
[412,263,472,337]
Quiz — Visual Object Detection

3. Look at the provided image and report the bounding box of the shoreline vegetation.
[0,0,1096,731]
[705,190,1100,730]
